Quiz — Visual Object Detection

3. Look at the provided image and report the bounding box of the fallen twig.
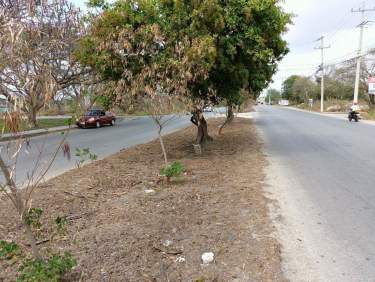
[62,191,95,201]
[66,211,95,221]
[36,238,50,245]
[153,245,183,255]
[25,238,50,247]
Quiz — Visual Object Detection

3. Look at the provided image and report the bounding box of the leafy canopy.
[76,0,290,108]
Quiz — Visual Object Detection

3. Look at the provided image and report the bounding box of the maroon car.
[76,110,116,128]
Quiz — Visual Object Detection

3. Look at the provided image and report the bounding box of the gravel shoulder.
[0,118,286,281]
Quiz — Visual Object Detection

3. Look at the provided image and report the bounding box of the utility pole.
[351,3,375,104]
[315,36,330,112]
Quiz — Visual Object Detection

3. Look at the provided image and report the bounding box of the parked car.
[76,110,116,128]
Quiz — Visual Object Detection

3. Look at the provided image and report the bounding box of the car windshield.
[85,110,100,116]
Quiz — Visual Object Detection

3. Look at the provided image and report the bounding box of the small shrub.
[54,216,68,233]
[25,208,43,230]
[75,147,97,168]
[160,161,184,178]
[0,240,21,260]
[65,118,73,126]
[17,252,77,282]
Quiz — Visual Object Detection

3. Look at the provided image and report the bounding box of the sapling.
[0,111,71,260]
[160,161,184,183]
[55,216,69,234]
[75,147,98,168]
[142,95,191,167]
[0,240,21,260]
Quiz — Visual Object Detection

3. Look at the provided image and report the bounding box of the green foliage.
[87,0,109,9]
[208,0,291,104]
[54,216,69,234]
[292,76,319,103]
[75,147,98,168]
[282,75,300,100]
[17,252,77,282]
[0,240,21,260]
[76,0,290,112]
[65,118,73,127]
[96,94,115,111]
[160,161,184,178]
[25,208,43,230]
[324,76,353,101]
[266,89,281,104]
[281,75,355,104]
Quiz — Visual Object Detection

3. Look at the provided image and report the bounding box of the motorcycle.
[348,110,360,122]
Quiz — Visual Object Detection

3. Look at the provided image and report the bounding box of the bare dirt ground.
[0,118,286,281]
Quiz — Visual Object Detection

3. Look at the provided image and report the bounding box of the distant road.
[256,105,375,282]
[0,109,225,185]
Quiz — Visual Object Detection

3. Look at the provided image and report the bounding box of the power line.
[325,10,354,44]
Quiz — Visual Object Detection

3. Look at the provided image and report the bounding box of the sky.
[72,0,375,92]
[270,0,375,91]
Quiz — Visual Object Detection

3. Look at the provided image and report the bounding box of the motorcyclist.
[350,102,359,113]
[348,102,360,122]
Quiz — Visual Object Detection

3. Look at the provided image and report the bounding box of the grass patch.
[0,118,71,134]
[296,100,352,112]
[360,110,375,120]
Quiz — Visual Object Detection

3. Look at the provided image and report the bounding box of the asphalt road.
[0,110,224,186]
[256,105,375,282]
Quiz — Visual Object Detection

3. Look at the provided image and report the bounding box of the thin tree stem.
[158,130,168,167]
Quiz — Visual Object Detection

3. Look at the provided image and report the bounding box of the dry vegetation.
[0,118,285,281]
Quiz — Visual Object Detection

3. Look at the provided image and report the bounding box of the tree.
[161,0,290,141]
[266,89,281,104]
[210,0,290,115]
[281,75,300,101]
[330,58,370,105]
[141,95,190,167]
[0,0,87,127]
[75,0,212,142]
[77,0,290,145]
[292,76,318,103]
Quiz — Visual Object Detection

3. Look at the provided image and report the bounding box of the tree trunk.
[56,100,64,115]
[218,105,234,135]
[158,130,168,167]
[0,156,40,259]
[23,217,41,259]
[27,107,38,128]
[23,95,44,128]
[191,109,212,145]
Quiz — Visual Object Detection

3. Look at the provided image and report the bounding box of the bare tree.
[0,0,88,127]
[142,95,190,166]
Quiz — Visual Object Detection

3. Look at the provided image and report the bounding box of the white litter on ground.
[201,252,214,264]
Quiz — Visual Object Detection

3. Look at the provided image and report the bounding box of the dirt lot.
[0,118,285,281]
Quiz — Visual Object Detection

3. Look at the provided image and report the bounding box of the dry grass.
[0,118,285,281]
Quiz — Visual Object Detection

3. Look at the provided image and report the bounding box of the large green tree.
[211,0,290,106]
[77,0,290,143]
[160,0,290,137]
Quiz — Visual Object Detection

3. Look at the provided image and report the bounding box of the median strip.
[0,117,285,281]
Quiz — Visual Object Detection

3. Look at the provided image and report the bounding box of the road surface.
[256,105,375,282]
[0,111,223,186]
